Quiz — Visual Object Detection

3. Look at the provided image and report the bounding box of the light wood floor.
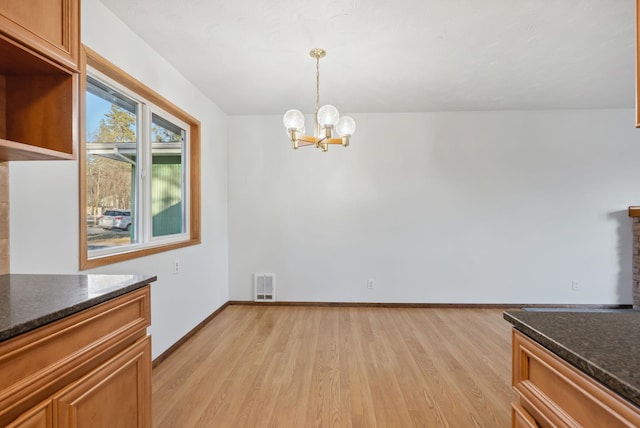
[152,305,516,427]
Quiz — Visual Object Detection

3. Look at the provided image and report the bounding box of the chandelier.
[283,48,356,152]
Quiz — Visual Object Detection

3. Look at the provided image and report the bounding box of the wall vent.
[254,273,276,302]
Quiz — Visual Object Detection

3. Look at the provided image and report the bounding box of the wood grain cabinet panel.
[6,401,52,428]
[0,0,80,71]
[511,330,640,428]
[511,402,538,428]
[0,286,152,427]
[0,0,79,161]
[55,337,151,428]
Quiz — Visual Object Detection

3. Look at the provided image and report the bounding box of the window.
[80,47,201,269]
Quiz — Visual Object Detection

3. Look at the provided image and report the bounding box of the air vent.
[254,273,276,302]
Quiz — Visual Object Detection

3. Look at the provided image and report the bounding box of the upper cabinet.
[0,0,80,161]
[0,0,80,71]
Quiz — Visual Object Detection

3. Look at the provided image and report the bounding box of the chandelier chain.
[315,55,320,115]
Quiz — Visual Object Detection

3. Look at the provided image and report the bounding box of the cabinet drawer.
[0,287,150,423]
[512,330,640,428]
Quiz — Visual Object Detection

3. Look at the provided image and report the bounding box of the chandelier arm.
[296,140,316,147]
[295,135,318,144]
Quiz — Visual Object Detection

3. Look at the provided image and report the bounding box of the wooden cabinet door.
[0,0,80,70]
[54,337,151,428]
[6,401,52,428]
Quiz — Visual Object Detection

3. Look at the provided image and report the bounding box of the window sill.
[80,237,201,270]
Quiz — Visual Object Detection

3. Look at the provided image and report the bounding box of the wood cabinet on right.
[511,330,640,427]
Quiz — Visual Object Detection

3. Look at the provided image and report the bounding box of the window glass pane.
[151,113,185,238]
[86,77,138,251]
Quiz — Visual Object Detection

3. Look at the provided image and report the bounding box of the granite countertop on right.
[504,310,640,408]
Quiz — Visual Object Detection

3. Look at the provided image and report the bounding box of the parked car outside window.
[99,210,132,231]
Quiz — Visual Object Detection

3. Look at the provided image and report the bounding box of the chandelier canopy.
[283,49,356,152]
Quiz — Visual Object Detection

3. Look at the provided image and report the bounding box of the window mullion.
[140,104,152,243]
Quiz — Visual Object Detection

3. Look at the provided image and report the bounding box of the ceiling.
[98,0,635,116]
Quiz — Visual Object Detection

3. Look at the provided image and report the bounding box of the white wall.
[7,0,637,362]
[229,110,640,305]
[9,0,229,359]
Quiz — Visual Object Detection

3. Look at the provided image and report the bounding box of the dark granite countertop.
[504,310,640,408]
[0,274,156,342]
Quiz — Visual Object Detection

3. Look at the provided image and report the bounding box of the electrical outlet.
[173,259,180,274]
[367,279,374,289]
[571,280,579,291]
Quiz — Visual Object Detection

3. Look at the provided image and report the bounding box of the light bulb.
[336,116,356,137]
[317,105,339,128]
[283,109,304,131]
